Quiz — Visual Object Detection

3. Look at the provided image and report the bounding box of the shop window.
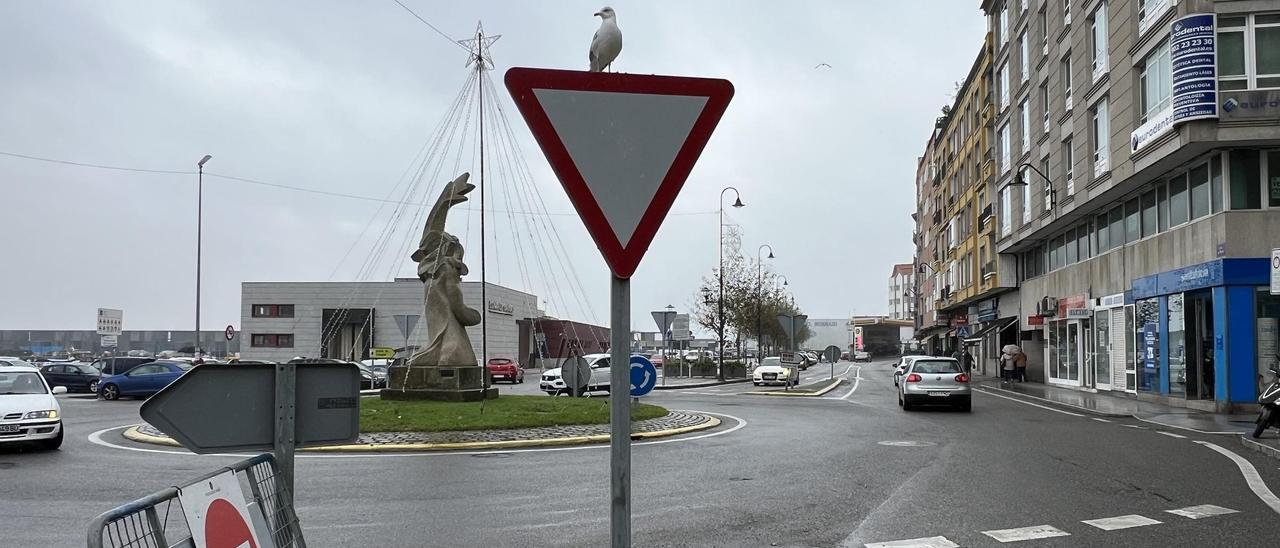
[1125,304,1137,391]
[1168,294,1186,398]
[1141,189,1158,238]
[1168,174,1189,225]
[1190,164,1211,220]
[1230,149,1261,210]
[1136,298,1160,393]
[1124,198,1140,243]
[1257,289,1280,397]
[1095,310,1111,386]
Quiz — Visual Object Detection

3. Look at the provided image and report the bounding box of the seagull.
[589,6,622,72]
[814,63,832,69]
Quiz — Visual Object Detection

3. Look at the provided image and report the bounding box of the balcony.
[981,262,996,278]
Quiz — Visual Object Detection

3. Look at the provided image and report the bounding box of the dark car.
[287,358,384,390]
[89,356,157,377]
[39,362,102,393]
[98,360,193,400]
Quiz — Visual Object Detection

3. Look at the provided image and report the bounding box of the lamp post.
[718,187,744,382]
[661,304,675,384]
[756,244,774,361]
[195,154,212,362]
[1011,162,1056,212]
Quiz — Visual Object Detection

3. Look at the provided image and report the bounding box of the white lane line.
[838,365,863,400]
[1195,440,1280,515]
[1092,418,1112,423]
[980,524,1070,542]
[87,411,749,459]
[1081,514,1162,530]
[1165,504,1240,519]
[864,536,959,548]
[974,388,1085,417]
[1121,424,1148,430]
[1132,415,1242,435]
[1158,431,1188,439]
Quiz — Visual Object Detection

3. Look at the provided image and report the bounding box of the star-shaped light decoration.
[457,22,501,70]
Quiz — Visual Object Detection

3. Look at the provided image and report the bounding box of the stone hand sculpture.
[410,173,482,367]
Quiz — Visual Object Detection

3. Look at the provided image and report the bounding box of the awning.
[963,317,1018,343]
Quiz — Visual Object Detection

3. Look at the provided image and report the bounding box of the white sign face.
[1272,248,1280,295]
[1066,308,1093,319]
[178,470,264,548]
[533,89,708,247]
[101,335,118,347]
[97,308,123,336]
[671,314,691,341]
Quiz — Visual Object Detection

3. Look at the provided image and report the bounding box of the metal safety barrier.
[87,453,305,548]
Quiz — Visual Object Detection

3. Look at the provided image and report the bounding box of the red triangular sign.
[504,68,734,278]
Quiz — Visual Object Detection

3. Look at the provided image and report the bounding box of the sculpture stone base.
[380,365,498,402]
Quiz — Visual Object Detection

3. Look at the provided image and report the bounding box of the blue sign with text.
[630,356,657,397]
[1170,14,1218,123]
[1144,324,1159,370]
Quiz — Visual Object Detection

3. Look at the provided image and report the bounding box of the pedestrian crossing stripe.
[1082,514,1162,530]
[864,536,959,548]
[1165,504,1239,519]
[980,525,1070,542]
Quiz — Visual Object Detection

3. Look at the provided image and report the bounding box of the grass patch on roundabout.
[360,395,668,433]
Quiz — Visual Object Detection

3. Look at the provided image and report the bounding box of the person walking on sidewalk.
[1000,348,1018,383]
[1014,349,1028,382]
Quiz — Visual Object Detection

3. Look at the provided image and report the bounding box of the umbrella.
[1002,344,1023,355]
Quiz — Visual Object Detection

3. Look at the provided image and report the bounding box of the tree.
[692,258,810,354]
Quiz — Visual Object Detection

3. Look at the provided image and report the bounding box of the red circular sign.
[224,325,236,341]
[204,498,258,548]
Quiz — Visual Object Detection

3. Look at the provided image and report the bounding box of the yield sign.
[504,68,734,278]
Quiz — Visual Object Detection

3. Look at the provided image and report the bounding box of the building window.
[1000,2,1009,44]
[1039,6,1049,55]
[1090,3,1109,81]
[1229,149,1262,210]
[1041,157,1052,211]
[1218,14,1280,91]
[1091,98,1109,176]
[1141,189,1158,238]
[252,304,295,318]
[1108,205,1123,248]
[1062,53,1073,112]
[1022,179,1032,224]
[999,123,1011,173]
[999,62,1010,110]
[1040,83,1050,134]
[1168,173,1189,225]
[1124,197,1140,243]
[1063,0,1071,26]
[1001,186,1013,237]
[1063,137,1075,194]
[251,334,294,348]
[1019,101,1030,155]
[1096,212,1110,251]
[1020,32,1030,83]
[1065,227,1078,263]
[1188,163,1211,219]
[1140,41,1172,122]
[1157,184,1169,232]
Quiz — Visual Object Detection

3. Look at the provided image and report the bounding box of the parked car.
[98,360,193,400]
[486,358,525,384]
[0,357,37,368]
[752,357,798,387]
[540,354,612,396]
[354,362,386,390]
[359,359,395,379]
[0,363,67,450]
[682,350,713,363]
[853,350,872,362]
[39,362,102,393]
[897,357,971,411]
[893,356,924,387]
[89,356,157,377]
[648,354,665,367]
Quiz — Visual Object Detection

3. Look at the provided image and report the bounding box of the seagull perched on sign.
[589,6,622,72]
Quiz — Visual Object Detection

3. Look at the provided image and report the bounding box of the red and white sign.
[224,325,236,341]
[179,470,263,548]
[504,68,734,278]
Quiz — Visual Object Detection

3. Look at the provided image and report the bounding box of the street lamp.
[756,244,774,361]
[195,154,212,362]
[718,186,744,382]
[1010,162,1056,210]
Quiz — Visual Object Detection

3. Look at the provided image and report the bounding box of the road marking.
[1165,504,1239,519]
[838,365,863,400]
[1158,431,1188,439]
[1091,418,1112,423]
[864,536,959,548]
[980,525,1069,542]
[1195,440,1280,515]
[1081,514,1162,530]
[974,388,1084,417]
[87,411,749,459]
[1132,415,1241,435]
[1121,424,1148,430]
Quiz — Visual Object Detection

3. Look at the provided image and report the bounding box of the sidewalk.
[975,377,1253,434]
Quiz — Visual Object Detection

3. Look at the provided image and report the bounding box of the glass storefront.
[1168,294,1186,397]
[1258,289,1280,396]
[1136,298,1160,392]
[1095,310,1111,388]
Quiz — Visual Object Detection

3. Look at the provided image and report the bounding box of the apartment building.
[972,0,1280,411]
[887,263,915,320]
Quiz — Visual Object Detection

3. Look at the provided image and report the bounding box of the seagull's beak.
[594,11,602,17]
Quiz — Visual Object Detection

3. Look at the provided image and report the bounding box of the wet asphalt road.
[5,358,1280,547]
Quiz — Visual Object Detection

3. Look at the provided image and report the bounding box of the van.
[89,356,157,376]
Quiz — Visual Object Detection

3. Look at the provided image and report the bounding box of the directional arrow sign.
[504,68,734,278]
[140,363,360,454]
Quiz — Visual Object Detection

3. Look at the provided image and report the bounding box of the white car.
[893,356,925,387]
[752,357,798,387]
[0,362,67,450]
[540,354,613,396]
[853,350,872,362]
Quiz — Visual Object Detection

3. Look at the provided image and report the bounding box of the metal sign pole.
[274,362,297,508]
[609,276,631,548]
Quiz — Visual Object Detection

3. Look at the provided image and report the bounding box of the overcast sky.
[1,1,986,333]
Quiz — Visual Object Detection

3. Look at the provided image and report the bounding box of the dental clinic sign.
[1170,14,1218,123]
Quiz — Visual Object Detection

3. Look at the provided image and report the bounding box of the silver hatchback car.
[897,357,971,412]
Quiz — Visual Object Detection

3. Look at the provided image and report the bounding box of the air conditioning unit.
[1036,296,1058,317]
